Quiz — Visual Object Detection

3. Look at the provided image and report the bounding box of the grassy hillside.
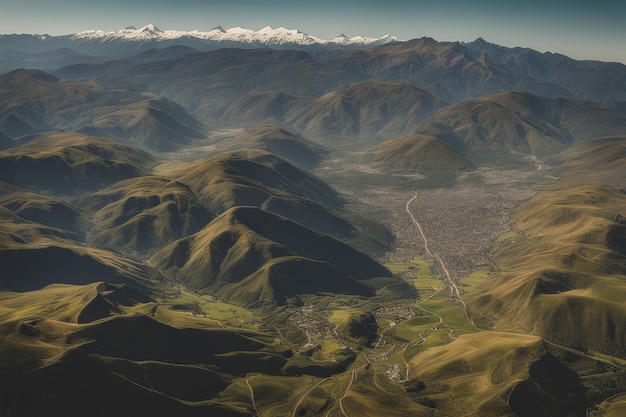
[469,186,626,358]
[415,92,626,163]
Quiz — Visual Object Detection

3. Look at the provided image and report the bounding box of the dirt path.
[246,376,260,416]
[292,378,330,417]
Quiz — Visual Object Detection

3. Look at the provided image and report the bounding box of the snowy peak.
[71,24,398,47]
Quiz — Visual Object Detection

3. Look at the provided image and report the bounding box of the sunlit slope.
[0,132,155,193]
[150,206,389,304]
[80,176,215,255]
[408,332,599,417]
[469,186,626,357]
[0,68,205,150]
[214,124,330,169]
[365,133,474,173]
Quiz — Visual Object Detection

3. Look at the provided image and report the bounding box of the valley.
[1,30,626,417]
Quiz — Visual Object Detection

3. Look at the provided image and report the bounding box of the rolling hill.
[0,281,288,416]
[412,91,626,163]
[554,135,626,189]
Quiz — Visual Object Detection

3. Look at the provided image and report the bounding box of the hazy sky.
[1,0,625,63]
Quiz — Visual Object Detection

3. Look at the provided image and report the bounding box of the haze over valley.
[1,14,626,417]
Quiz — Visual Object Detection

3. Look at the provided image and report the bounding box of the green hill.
[468,186,626,358]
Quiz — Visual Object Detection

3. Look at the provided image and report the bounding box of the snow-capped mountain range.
[72,24,398,47]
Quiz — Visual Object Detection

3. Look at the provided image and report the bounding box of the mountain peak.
[140,24,161,32]
[71,25,398,47]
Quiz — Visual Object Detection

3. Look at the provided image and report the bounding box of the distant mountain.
[213,125,330,169]
[0,69,205,150]
[463,37,626,102]
[72,24,398,48]
[0,24,397,66]
[365,134,474,173]
[413,91,626,163]
[45,36,626,137]
[286,80,447,142]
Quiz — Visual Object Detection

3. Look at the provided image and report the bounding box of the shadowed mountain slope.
[0,68,204,150]
[0,182,84,235]
[0,132,155,193]
[79,176,215,256]
[150,206,390,303]
[219,91,302,126]
[0,281,287,416]
[219,256,374,306]
[468,186,626,358]
[463,37,626,102]
[0,132,14,150]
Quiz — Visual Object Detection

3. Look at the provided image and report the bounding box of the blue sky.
[2,0,625,63]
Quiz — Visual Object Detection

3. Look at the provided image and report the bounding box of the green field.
[388,315,441,342]
[385,256,433,276]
